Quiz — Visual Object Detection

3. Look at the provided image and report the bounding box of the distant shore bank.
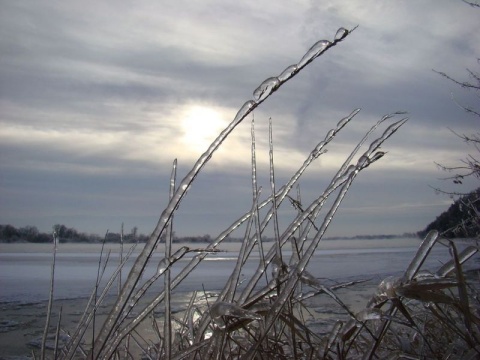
[0,237,422,254]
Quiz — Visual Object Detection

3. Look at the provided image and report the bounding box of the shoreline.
[0,237,422,254]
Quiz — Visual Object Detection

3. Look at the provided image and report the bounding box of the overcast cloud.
[1,0,479,238]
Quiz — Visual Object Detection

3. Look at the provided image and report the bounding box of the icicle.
[253,77,280,102]
[297,40,332,69]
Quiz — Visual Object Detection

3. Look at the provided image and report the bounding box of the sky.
[1,0,479,239]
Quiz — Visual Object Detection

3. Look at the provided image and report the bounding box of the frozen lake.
[0,237,463,304]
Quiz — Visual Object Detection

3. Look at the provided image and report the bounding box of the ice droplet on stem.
[356,155,369,168]
[337,108,361,128]
[171,246,189,261]
[368,138,382,155]
[334,27,349,41]
[234,100,255,123]
[253,77,280,102]
[313,141,326,153]
[324,128,335,141]
[312,141,327,158]
[297,40,332,69]
[278,64,298,82]
[156,258,169,275]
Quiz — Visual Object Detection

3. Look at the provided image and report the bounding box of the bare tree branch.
[462,0,480,8]
[433,69,480,90]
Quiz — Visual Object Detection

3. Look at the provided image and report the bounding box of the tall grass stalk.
[53,306,62,360]
[91,231,109,357]
[251,117,268,284]
[89,26,356,360]
[164,159,177,359]
[41,229,58,360]
[118,223,124,297]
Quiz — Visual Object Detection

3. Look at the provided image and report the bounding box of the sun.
[180,105,228,153]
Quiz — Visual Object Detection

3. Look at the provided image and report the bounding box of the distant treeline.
[0,225,102,243]
[0,223,420,244]
[418,187,480,239]
[0,224,233,244]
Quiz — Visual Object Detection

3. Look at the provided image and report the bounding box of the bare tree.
[432,60,480,193]
[427,0,480,238]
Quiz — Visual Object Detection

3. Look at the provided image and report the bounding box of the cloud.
[1,0,479,237]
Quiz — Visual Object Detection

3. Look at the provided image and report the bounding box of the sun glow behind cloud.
[179,104,229,154]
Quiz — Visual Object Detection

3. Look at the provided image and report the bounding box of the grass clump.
[36,25,480,360]
[321,231,480,359]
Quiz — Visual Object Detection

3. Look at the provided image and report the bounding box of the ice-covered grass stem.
[40,229,58,360]
[163,159,177,359]
[88,25,358,360]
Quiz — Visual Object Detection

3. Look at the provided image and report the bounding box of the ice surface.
[0,241,455,304]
